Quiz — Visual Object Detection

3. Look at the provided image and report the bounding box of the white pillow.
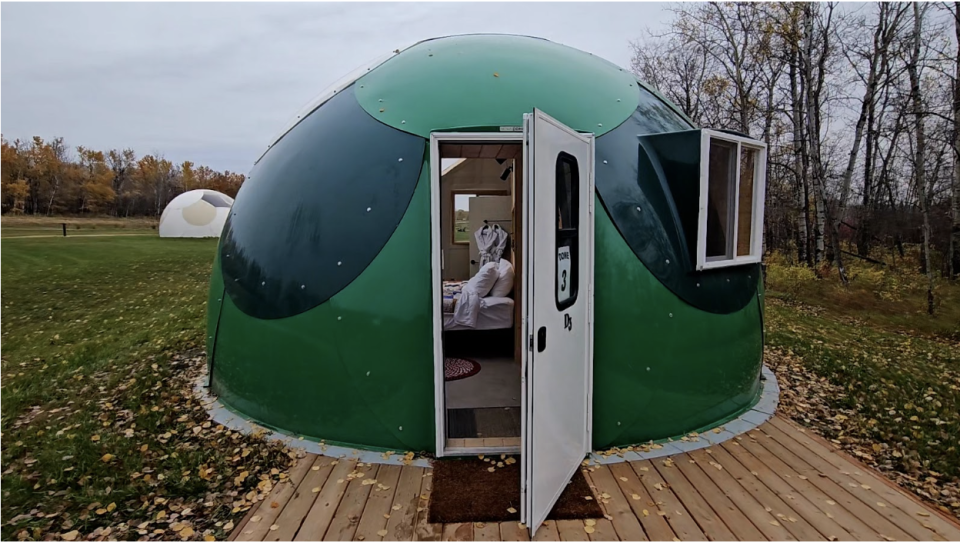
[490,258,515,297]
[465,262,499,298]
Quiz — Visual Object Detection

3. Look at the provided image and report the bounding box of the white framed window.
[696,129,767,271]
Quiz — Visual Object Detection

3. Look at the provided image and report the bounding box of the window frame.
[695,129,767,271]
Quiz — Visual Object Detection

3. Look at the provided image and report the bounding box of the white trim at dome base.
[195,365,778,468]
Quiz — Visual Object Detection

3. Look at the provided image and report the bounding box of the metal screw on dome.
[603,160,608,164]
[617,98,621,102]
[401,120,406,124]
[337,261,342,266]
[597,123,603,127]
[360,84,364,88]
[646,367,651,371]
[366,207,372,212]
[261,281,266,286]
[696,283,700,287]
[301,285,305,290]
[665,259,670,265]
[337,316,342,321]
[668,312,673,318]
[636,206,642,212]
[398,158,403,162]
[366,371,370,376]
[378,99,383,103]
[398,426,403,431]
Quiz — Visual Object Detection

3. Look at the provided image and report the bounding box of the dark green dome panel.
[354,34,640,136]
[211,163,435,451]
[595,102,760,314]
[220,85,425,320]
[591,203,763,448]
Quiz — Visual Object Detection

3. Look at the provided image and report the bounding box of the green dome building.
[206,34,769,467]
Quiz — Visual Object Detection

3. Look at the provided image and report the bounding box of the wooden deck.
[229,417,960,541]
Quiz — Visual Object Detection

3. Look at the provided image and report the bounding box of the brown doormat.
[428,456,603,524]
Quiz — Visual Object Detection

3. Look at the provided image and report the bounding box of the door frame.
[430,132,525,458]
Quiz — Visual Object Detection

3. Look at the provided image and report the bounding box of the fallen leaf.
[584,526,595,534]
[269,525,279,531]
[62,530,79,541]
[377,529,388,537]
[584,519,596,527]
[507,507,517,514]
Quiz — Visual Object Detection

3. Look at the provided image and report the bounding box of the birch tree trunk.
[907,3,935,314]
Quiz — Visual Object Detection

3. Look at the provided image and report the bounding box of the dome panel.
[354,34,640,136]
[595,92,759,314]
[219,85,426,319]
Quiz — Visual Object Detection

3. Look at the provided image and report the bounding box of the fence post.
[62,223,67,237]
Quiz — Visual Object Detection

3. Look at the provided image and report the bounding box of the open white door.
[520,110,594,536]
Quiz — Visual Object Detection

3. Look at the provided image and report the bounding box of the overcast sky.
[1,2,671,174]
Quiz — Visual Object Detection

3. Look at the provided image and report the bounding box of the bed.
[442,280,514,331]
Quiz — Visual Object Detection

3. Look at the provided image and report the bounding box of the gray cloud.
[2,2,669,173]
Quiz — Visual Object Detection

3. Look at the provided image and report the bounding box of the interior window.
[556,153,578,309]
[453,193,474,244]
[706,139,737,259]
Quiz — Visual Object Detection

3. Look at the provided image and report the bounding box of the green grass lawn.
[1,228,292,541]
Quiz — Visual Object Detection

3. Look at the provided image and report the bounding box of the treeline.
[0,136,245,217]
[632,2,959,312]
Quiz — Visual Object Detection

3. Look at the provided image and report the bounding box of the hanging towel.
[475,224,509,267]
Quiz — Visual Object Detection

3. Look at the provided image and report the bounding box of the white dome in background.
[159,189,234,238]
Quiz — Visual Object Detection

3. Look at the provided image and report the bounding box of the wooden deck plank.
[474,521,502,541]
[716,442,854,541]
[383,466,424,541]
[323,464,381,541]
[484,438,505,447]
[671,453,768,541]
[768,417,960,541]
[586,517,620,541]
[638,459,729,541]
[355,464,403,541]
[631,458,716,541]
[732,437,880,541]
[688,449,818,541]
[584,466,648,541]
[556,520,589,541]
[634,456,737,541]
[744,431,916,541]
[531,521,558,541]
[229,501,264,541]
[607,462,676,541]
[503,438,521,448]
[235,454,317,541]
[501,521,531,541]
[415,470,441,541]
[265,456,336,541]
[441,523,475,541]
[447,439,466,449]
[293,458,358,541]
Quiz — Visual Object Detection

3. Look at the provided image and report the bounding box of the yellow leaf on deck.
[205,536,216,542]
[269,525,278,531]
[507,507,517,514]
[584,526,595,534]
[584,519,596,527]
[619,477,629,482]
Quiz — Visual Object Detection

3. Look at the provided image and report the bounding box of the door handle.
[537,327,546,352]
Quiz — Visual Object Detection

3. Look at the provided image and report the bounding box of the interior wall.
[440,158,514,280]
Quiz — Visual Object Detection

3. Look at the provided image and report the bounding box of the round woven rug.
[444,357,480,381]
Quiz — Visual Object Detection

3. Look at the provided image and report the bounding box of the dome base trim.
[587,364,779,465]
[192,370,433,468]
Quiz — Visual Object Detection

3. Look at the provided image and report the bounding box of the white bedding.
[443,296,514,331]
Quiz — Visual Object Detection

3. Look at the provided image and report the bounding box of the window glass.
[737,147,758,257]
[556,153,579,308]
[453,193,473,244]
[706,139,736,259]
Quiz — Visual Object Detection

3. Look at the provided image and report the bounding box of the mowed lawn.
[1,227,292,541]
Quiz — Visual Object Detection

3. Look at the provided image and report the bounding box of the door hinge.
[528,334,534,351]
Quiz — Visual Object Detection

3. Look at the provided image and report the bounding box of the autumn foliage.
[1,135,245,217]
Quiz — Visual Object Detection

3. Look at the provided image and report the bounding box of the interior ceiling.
[440,144,522,159]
